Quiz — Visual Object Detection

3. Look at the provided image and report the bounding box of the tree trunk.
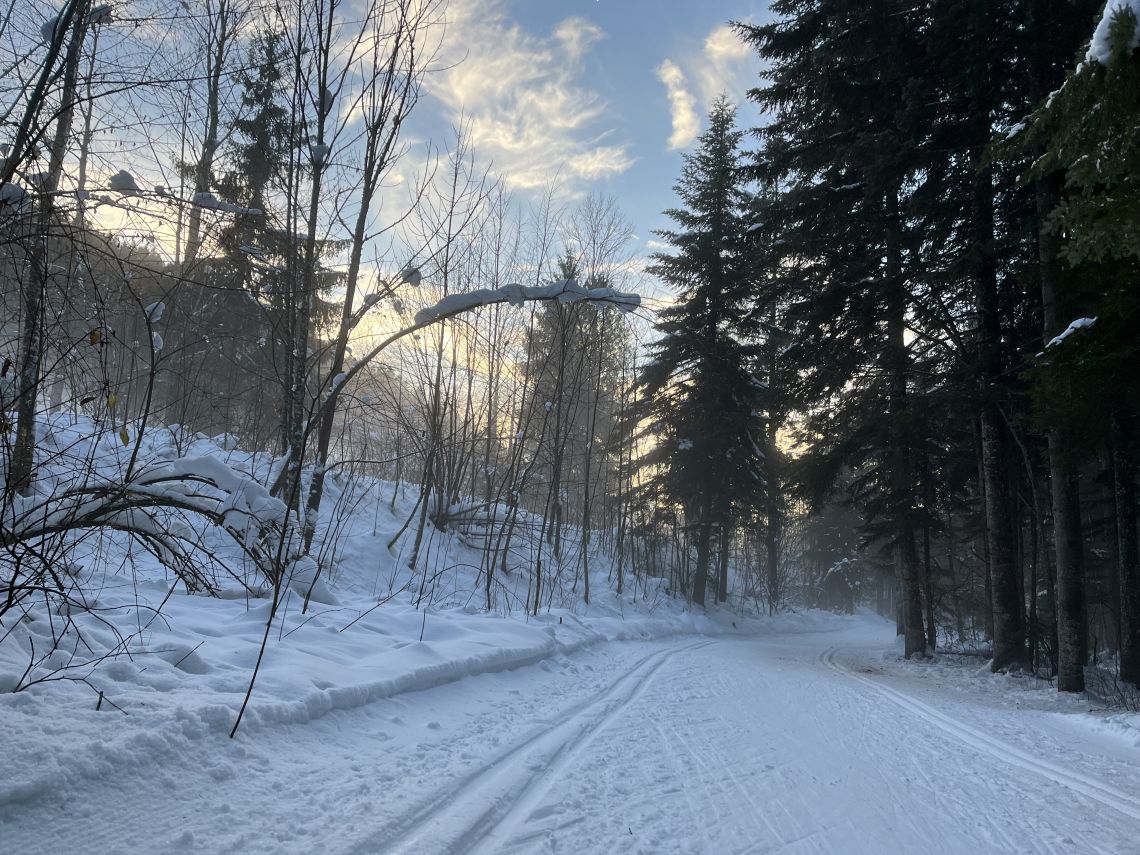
[717,522,730,604]
[185,1,237,266]
[971,115,1025,672]
[692,494,713,607]
[1025,0,1087,688]
[983,410,1025,671]
[579,338,603,606]
[273,16,332,512]
[9,1,90,496]
[885,200,925,657]
[1036,174,1086,689]
[973,418,995,641]
[1113,410,1140,686]
[766,512,780,615]
[922,446,937,651]
[765,335,782,615]
[1028,479,1041,673]
[1049,446,1085,689]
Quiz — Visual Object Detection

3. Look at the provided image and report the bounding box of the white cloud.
[656,59,699,150]
[429,1,632,193]
[695,25,755,106]
[553,16,603,61]
[654,25,758,149]
[567,144,634,180]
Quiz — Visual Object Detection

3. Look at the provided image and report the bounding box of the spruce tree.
[210,31,344,455]
[1020,2,1140,686]
[738,0,1100,663]
[635,98,766,607]
[740,187,800,613]
[737,1,932,656]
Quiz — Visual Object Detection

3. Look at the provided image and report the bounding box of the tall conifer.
[636,98,766,607]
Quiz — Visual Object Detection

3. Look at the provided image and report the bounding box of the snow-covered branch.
[309,279,639,431]
[4,456,288,593]
[412,279,641,325]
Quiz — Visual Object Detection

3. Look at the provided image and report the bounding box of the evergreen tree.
[209,31,343,453]
[738,0,1101,666]
[737,1,932,655]
[740,187,800,613]
[1019,2,1140,685]
[210,31,302,447]
[635,98,766,607]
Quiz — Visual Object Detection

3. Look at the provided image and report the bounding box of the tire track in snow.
[347,638,717,855]
[820,647,1140,823]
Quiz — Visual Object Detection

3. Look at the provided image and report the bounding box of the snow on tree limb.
[1045,316,1097,350]
[412,279,640,325]
[298,278,640,473]
[1087,1,1140,65]
[5,450,289,591]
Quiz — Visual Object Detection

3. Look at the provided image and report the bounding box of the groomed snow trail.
[353,640,718,855]
[3,618,1137,854]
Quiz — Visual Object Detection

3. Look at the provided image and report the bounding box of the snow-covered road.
[5,618,1139,854]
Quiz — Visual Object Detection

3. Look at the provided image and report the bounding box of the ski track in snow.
[820,646,1140,823]
[351,639,717,855]
[414,632,1138,855]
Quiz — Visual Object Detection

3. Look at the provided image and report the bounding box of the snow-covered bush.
[1,417,289,622]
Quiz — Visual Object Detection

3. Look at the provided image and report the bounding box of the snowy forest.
[2,1,1140,853]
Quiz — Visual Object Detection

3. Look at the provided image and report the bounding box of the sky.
[413,0,774,265]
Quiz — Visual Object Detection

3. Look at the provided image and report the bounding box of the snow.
[2,602,1137,854]
[145,300,165,322]
[413,279,640,325]
[1046,315,1097,349]
[1087,0,1140,65]
[40,15,61,43]
[3,426,1138,854]
[108,170,140,193]
[2,418,288,582]
[0,181,29,213]
[88,4,113,26]
[194,191,262,216]
[43,3,113,40]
